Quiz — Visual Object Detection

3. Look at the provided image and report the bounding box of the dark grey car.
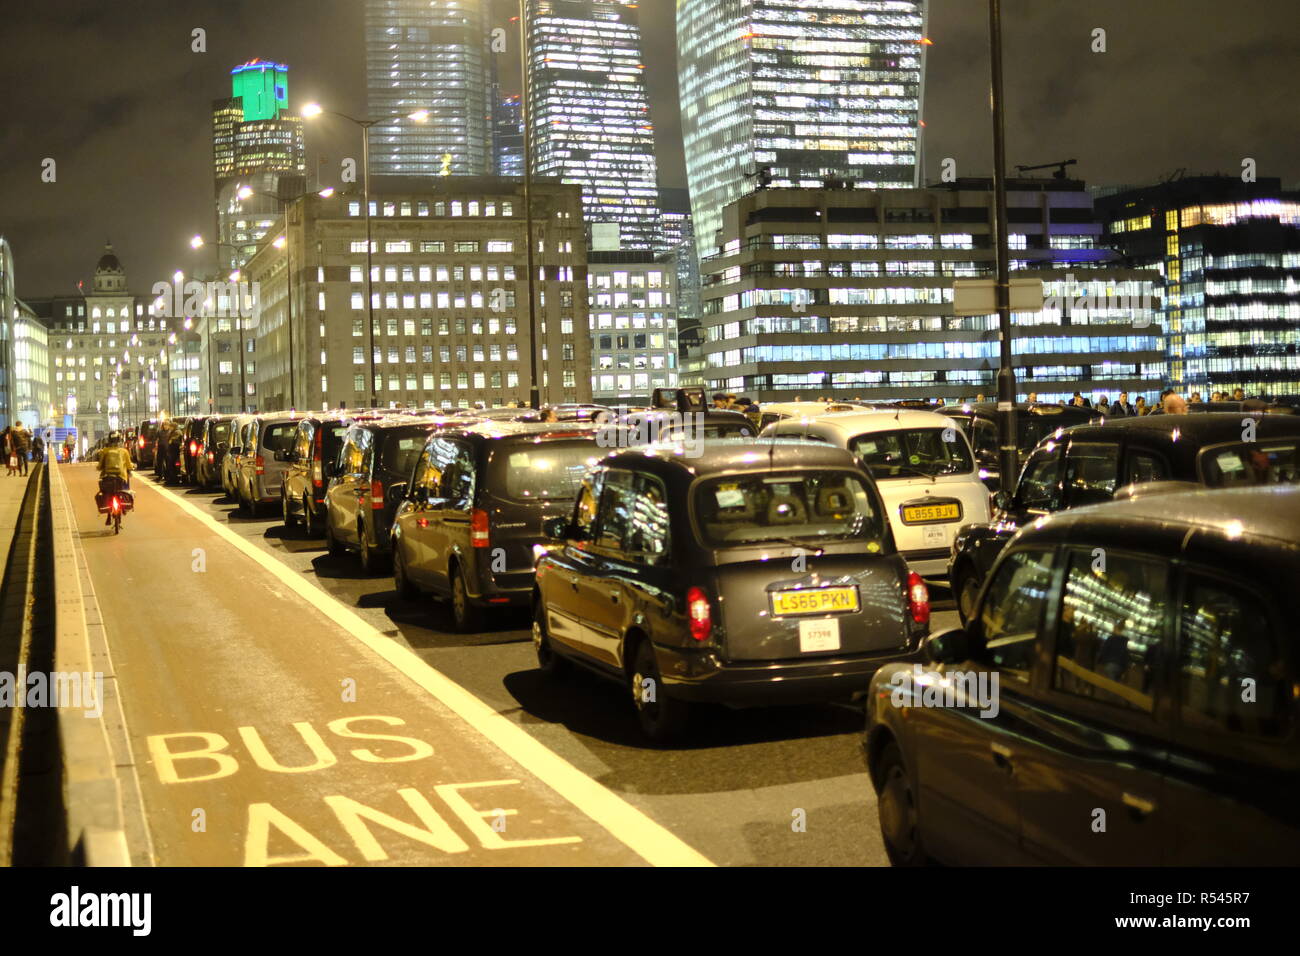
[532,439,932,742]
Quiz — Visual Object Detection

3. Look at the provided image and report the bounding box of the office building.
[678,0,928,255]
[1096,176,1300,399]
[660,187,701,334]
[525,0,662,252]
[212,59,306,269]
[699,180,1163,404]
[242,177,590,411]
[587,252,678,402]
[364,0,493,177]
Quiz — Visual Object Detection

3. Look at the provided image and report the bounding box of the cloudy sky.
[1,0,1296,295]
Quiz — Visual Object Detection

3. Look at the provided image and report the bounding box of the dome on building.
[95,242,123,274]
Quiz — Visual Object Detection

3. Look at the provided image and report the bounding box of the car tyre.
[450,564,482,633]
[954,567,980,626]
[393,546,418,599]
[324,514,346,558]
[359,523,388,574]
[533,603,570,677]
[876,741,929,866]
[630,640,689,743]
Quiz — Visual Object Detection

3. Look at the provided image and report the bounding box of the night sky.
[1,0,1295,296]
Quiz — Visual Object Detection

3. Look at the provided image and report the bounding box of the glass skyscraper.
[525,0,663,252]
[211,60,305,269]
[364,0,493,177]
[677,0,928,255]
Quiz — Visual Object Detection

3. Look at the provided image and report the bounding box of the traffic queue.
[131,389,1300,864]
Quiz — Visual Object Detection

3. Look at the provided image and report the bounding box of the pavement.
[60,462,961,866]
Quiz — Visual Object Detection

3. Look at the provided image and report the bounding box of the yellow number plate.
[901,502,961,524]
[771,587,860,616]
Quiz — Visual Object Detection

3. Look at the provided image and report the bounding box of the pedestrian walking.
[1134,396,1148,416]
[3,427,16,476]
[32,432,45,464]
[13,423,30,476]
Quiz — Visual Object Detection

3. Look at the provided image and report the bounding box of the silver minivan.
[237,413,301,516]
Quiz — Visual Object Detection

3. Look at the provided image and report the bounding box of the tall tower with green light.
[211,59,305,270]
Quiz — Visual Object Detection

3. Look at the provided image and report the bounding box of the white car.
[756,400,872,431]
[760,409,990,577]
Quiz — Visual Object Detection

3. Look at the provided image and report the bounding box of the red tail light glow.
[138,436,145,449]
[907,572,930,625]
[255,455,265,475]
[686,586,712,642]
[470,508,490,547]
[370,480,384,510]
[189,441,198,456]
[110,496,120,514]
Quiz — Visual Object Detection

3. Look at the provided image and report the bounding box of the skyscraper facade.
[1096,176,1300,399]
[364,0,493,177]
[493,91,525,178]
[678,0,928,255]
[211,60,305,269]
[525,0,662,252]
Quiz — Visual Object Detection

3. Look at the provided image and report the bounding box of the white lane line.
[136,478,713,867]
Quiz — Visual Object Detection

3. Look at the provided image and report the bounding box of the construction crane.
[1014,159,1078,180]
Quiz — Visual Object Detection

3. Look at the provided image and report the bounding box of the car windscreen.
[694,471,888,549]
[209,422,232,445]
[260,422,298,453]
[848,427,974,479]
[1200,439,1300,487]
[1019,416,1073,451]
[489,438,601,502]
[141,423,158,438]
[379,428,433,479]
[656,421,755,441]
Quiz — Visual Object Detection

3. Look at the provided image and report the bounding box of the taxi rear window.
[491,439,602,501]
[694,471,887,549]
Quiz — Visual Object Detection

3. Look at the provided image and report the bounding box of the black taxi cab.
[532,439,930,742]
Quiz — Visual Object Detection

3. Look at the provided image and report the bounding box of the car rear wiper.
[744,535,826,555]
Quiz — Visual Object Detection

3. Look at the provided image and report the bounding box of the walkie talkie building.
[678,0,928,255]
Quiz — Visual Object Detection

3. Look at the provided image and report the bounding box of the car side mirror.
[543,516,570,540]
[272,449,288,462]
[993,490,1013,512]
[388,481,408,502]
[217,441,229,452]
[925,627,971,665]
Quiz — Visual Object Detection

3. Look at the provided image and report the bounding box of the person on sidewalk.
[2,427,15,476]
[12,423,30,476]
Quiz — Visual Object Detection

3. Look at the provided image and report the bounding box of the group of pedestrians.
[1021,386,1253,417]
[1,423,36,476]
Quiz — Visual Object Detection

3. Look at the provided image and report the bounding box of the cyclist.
[97,430,134,526]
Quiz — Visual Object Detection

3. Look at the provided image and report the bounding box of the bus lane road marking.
[136,478,713,867]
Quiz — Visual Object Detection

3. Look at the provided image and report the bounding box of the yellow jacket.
[98,446,134,480]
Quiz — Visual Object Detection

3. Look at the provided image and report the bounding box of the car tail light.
[370,479,384,510]
[137,436,145,449]
[907,572,930,625]
[686,586,712,642]
[312,429,324,487]
[255,455,265,475]
[189,440,198,456]
[470,508,490,547]
[207,451,215,464]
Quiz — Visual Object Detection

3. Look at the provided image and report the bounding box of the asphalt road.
[65,463,959,867]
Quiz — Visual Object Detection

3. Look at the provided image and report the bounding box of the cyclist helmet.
[108,430,123,445]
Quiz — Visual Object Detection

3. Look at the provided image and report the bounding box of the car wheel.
[876,741,928,866]
[533,603,570,677]
[393,546,418,599]
[450,564,482,633]
[630,640,689,743]
[324,515,346,558]
[359,524,388,574]
[954,567,980,626]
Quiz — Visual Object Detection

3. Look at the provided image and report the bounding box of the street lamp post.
[303,105,386,409]
[988,0,1020,494]
[518,0,542,410]
[190,238,249,413]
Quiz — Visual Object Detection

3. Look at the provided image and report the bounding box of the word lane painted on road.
[145,714,583,866]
